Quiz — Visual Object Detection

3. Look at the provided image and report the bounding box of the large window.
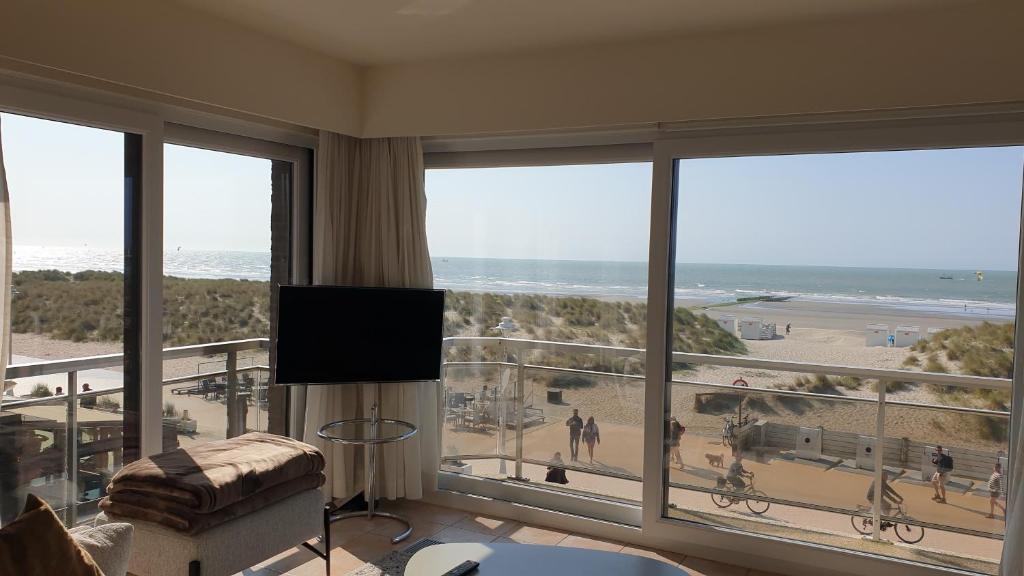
[428,162,651,509]
[663,148,1022,574]
[0,112,134,526]
[161,143,282,450]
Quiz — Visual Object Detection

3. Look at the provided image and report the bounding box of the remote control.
[442,559,480,576]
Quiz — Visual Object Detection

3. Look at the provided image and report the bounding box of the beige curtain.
[0,118,12,411]
[302,132,432,503]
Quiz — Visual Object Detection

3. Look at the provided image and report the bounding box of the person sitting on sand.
[987,462,1005,519]
[866,470,903,515]
[545,452,569,485]
[726,453,752,491]
[582,416,600,464]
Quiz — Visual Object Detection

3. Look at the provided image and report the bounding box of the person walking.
[669,417,685,469]
[931,445,953,503]
[565,409,583,462]
[582,416,601,464]
[785,323,791,335]
[987,461,1005,519]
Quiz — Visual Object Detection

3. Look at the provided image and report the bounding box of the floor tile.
[388,500,469,526]
[620,544,687,566]
[498,524,569,545]
[452,514,521,538]
[432,526,500,544]
[367,518,445,542]
[557,534,625,553]
[291,532,397,576]
[248,543,326,575]
[678,556,748,576]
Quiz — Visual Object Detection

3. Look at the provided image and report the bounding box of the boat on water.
[939,276,953,280]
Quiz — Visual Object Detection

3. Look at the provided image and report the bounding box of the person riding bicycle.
[726,453,753,491]
[866,470,903,515]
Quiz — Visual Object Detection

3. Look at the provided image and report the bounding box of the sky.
[0,112,272,253]
[2,111,1023,270]
[427,148,1024,271]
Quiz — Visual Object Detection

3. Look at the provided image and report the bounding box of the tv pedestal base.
[317,385,419,544]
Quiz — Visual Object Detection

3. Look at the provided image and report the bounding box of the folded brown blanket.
[106,432,325,513]
[100,472,325,535]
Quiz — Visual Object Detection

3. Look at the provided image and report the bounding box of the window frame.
[423,107,1024,576]
[0,74,314,458]
[642,109,1024,575]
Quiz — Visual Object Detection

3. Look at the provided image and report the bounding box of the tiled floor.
[242,500,786,576]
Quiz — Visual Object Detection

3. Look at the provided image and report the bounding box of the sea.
[11,246,1017,318]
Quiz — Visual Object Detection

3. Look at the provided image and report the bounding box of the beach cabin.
[865,324,889,347]
[715,315,737,335]
[893,325,920,347]
[739,318,762,340]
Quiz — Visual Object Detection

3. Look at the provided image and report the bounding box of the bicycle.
[850,503,925,544]
[721,417,735,447]
[712,473,771,514]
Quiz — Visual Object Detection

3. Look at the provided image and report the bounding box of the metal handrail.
[441,336,1013,543]
[4,338,269,379]
[442,336,1011,391]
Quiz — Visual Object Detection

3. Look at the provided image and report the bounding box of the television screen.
[274,285,445,385]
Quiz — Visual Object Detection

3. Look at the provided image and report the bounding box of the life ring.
[732,378,748,387]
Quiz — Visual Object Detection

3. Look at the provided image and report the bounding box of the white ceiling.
[173,0,974,66]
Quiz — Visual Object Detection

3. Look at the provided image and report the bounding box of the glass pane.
[161,144,273,451]
[428,163,651,508]
[665,148,1022,574]
[0,112,125,526]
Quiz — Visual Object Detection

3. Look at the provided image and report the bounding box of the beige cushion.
[71,523,134,576]
[0,494,104,576]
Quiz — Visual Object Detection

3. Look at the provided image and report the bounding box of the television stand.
[317,382,419,544]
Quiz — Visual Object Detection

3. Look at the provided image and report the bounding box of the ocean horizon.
[12,246,1017,318]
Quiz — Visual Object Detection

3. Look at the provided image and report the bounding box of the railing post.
[65,370,78,527]
[497,339,508,475]
[513,356,526,481]
[871,380,887,542]
[225,351,240,438]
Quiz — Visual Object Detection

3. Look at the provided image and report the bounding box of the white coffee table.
[406,542,689,575]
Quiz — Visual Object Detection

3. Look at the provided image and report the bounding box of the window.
[161,143,285,450]
[0,112,136,526]
[663,148,1022,574]
[428,162,651,512]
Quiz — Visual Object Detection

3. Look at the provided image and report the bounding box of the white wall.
[361,2,1024,137]
[0,0,362,135]
[1,1,1022,139]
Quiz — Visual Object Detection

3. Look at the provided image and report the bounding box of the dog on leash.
[705,453,725,468]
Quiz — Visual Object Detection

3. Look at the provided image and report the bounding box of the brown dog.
[705,453,725,468]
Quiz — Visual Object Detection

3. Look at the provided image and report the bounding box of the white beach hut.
[715,315,737,335]
[739,318,763,340]
[893,325,920,347]
[865,324,889,347]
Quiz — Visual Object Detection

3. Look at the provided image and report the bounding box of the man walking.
[566,409,583,462]
[931,445,953,503]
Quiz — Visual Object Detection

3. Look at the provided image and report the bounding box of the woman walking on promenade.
[582,416,601,464]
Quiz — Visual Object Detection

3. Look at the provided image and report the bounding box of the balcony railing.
[0,338,270,526]
[439,336,1011,545]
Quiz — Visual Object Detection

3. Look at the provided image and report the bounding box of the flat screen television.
[274,285,445,385]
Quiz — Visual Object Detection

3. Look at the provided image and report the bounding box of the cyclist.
[866,470,903,515]
[726,453,753,491]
